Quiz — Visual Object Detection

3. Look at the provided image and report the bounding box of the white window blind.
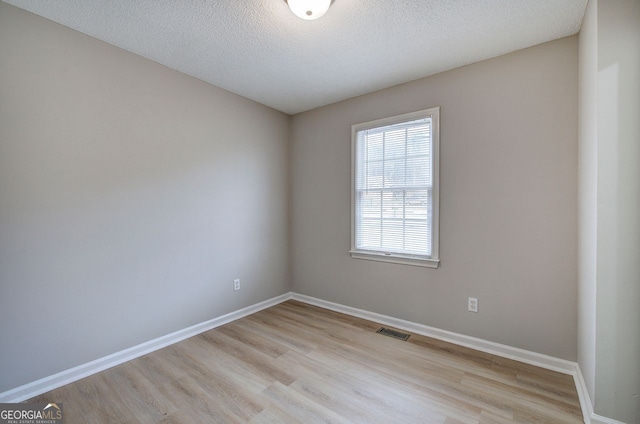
[351,108,439,268]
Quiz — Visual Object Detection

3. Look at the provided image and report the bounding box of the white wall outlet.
[468,297,478,313]
[233,279,240,291]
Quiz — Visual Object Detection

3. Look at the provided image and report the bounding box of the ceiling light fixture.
[287,0,331,20]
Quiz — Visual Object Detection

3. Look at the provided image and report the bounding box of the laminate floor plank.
[27,300,583,423]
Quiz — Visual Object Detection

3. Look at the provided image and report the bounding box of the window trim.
[350,107,440,268]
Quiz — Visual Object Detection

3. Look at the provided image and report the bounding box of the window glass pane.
[366,132,383,162]
[383,158,406,188]
[406,155,430,186]
[384,129,406,160]
[407,123,430,156]
[381,220,404,251]
[358,218,381,249]
[382,190,404,219]
[365,161,383,189]
[404,221,430,255]
[359,190,381,218]
[405,190,429,220]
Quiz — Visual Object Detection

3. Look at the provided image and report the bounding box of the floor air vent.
[376,327,410,341]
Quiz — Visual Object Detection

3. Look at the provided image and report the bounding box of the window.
[351,107,440,268]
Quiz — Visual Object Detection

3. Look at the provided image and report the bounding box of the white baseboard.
[574,364,593,423]
[590,414,627,424]
[291,293,576,374]
[573,365,627,424]
[0,292,292,403]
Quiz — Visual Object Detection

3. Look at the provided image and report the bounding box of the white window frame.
[350,107,440,268]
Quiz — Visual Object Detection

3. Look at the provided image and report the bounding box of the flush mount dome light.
[287,0,331,20]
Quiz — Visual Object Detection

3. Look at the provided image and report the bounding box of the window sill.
[349,250,440,268]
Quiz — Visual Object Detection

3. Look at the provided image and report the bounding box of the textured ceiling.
[3,0,587,114]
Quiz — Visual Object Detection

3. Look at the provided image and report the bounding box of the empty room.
[0,0,638,423]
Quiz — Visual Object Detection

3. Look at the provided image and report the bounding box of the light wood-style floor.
[30,300,583,423]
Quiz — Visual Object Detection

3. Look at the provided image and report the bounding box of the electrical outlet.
[233,279,240,291]
[468,297,478,313]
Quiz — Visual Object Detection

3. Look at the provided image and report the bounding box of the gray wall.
[594,0,640,421]
[291,37,579,360]
[0,2,290,393]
